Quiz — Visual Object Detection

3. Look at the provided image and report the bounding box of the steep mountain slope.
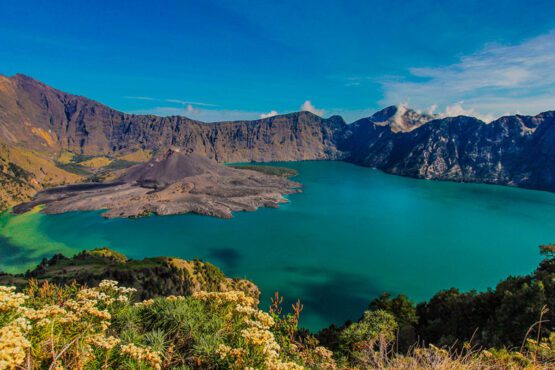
[0,144,82,210]
[0,73,344,210]
[0,73,345,161]
[340,111,555,191]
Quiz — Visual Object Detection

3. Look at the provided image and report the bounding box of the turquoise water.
[1,161,554,330]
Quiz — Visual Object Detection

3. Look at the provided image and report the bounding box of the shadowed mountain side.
[13,149,300,218]
[340,111,555,192]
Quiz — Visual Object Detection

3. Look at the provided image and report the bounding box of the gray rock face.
[340,112,555,191]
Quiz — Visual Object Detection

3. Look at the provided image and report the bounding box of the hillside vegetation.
[0,144,149,212]
[0,145,82,210]
[1,247,554,369]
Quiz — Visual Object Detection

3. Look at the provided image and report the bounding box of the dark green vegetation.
[229,165,299,178]
[55,162,93,176]
[318,246,555,354]
[2,246,554,356]
[0,247,259,301]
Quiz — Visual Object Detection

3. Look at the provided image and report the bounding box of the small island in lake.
[13,149,300,219]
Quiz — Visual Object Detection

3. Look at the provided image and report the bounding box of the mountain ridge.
[3,73,555,212]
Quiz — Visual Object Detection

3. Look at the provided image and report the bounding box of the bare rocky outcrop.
[13,149,300,218]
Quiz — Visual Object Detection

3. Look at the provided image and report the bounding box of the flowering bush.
[1,280,328,369]
[2,279,555,369]
[0,280,161,369]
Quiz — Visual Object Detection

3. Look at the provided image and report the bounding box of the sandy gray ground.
[13,150,300,218]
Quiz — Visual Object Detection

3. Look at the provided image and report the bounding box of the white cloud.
[300,100,325,116]
[381,30,555,120]
[165,99,217,107]
[124,96,217,107]
[124,96,155,101]
[260,110,279,119]
[438,102,496,122]
[426,104,438,115]
[186,104,200,114]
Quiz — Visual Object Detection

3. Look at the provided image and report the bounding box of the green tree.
[339,310,397,367]
[369,293,417,351]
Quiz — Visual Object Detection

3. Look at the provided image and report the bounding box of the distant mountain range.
[1,73,555,210]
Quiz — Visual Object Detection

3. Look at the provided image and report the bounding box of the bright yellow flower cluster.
[293,343,337,369]
[165,295,185,301]
[98,279,136,294]
[314,345,334,360]
[87,334,120,350]
[0,286,26,313]
[120,343,162,370]
[134,298,155,307]
[0,280,140,370]
[236,303,275,329]
[217,343,246,360]
[1,282,330,369]
[197,290,304,369]
[193,290,256,306]
[0,320,31,369]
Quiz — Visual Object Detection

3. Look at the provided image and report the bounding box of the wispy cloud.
[381,30,555,121]
[300,100,325,116]
[129,106,271,122]
[124,96,218,107]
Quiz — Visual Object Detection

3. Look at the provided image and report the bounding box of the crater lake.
[1,161,553,330]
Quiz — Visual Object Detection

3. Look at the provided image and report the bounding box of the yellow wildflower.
[120,343,162,370]
[0,322,31,369]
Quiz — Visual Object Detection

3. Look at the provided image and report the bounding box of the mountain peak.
[11,73,45,86]
[370,105,436,132]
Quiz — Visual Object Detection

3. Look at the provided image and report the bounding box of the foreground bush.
[2,279,555,369]
[0,280,333,369]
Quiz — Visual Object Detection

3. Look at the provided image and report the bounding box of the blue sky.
[1,0,555,122]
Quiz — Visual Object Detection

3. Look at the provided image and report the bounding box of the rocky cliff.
[0,74,345,162]
[341,109,555,191]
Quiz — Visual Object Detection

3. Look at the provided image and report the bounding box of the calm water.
[1,161,554,330]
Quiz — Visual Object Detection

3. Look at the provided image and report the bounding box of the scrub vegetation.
[1,247,554,369]
[229,165,299,178]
